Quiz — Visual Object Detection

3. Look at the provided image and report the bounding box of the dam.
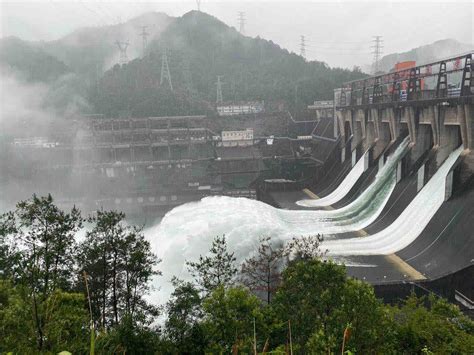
[2,52,473,311]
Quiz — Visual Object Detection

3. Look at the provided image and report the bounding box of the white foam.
[145,139,410,304]
[296,150,368,207]
[324,146,463,256]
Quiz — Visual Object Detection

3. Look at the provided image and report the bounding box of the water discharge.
[296,149,368,207]
[146,138,409,303]
[324,145,463,256]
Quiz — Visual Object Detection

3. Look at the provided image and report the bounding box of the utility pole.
[160,48,173,91]
[300,35,306,59]
[216,75,224,103]
[238,11,246,34]
[138,25,149,56]
[371,35,384,74]
[115,41,129,65]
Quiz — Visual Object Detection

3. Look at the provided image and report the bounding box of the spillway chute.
[323,145,463,256]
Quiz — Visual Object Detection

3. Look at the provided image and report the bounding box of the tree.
[240,236,286,304]
[164,277,207,354]
[78,210,159,330]
[388,294,474,354]
[95,315,161,355]
[285,234,326,261]
[305,278,396,354]
[0,211,21,280]
[0,279,89,354]
[201,286,264,353]
[0,194,83,351]
[273,259,346,351]
[186,235,237,293]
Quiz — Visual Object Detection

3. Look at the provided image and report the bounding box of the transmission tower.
[160,48,173,91]
[196,0,201,11]
[300,35,306,59]
[371,36,384,74]
[115,41,129,65]
[238,12,246,34]
[216,75,224,103]
[138,26,149,56]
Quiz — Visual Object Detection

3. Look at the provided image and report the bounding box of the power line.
[300,35,306,58]
[237,11,246,34]
[115,40,129,65]
[138,25,149,56]
[371,35,384,74]
[160,48,173,91]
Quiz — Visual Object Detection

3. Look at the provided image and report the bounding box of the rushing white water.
[146,138,410,303]
[296,150,368,207]
[324,145,463,256]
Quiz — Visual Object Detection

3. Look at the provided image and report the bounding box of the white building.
[220,129,254,147]
[217,101,264,116]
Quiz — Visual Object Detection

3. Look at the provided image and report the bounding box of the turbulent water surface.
[146,138,411,303]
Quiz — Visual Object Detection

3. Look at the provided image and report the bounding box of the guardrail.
[337,52,473,108]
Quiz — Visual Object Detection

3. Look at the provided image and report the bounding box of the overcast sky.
[1,0,472,68]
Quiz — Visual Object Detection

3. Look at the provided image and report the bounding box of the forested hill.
[0,36,70,82]
[93,11,366,117]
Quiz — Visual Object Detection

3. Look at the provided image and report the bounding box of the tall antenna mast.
[160,48,173,91]
[138,26,149,56]
[216,75,224,103]
[115,41,129,65]
[196,0,201,11]
[238,11,246,34]
[371,35,384,74]
[300,35,306,59]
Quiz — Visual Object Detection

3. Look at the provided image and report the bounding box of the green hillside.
[0,36,70,82]
[93,11,366,117]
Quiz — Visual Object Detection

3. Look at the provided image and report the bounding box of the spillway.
[147,138,410,302]
[296,149,368,207]
[324,145,463,256]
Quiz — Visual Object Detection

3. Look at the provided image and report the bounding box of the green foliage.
[202,285,264,353]
[78,210,160,329]
[273,259,393,354]
[1,194,473,354]
[186,235,237,293]
[0,280,89,354]
[240,236,287,304]
[273,259,347,349]
[164,277,207,354]
[93,11,367,117]
[388,294,474,354]
[0,194,83,352]
[95,315,160,355]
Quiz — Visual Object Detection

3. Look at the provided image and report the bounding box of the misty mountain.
[0,36,70,82]
[0,12,174,81]
[93,11,366,117]
[370,39,473,73]
[43,12,174,78]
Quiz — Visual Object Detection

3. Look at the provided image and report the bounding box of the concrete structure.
[217,101,264,116]
[334,53,473,177]
[220,129,254,147]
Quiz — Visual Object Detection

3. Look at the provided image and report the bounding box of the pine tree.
[78,210,159,329]
[240,236,286,304]
[186,235,237,293]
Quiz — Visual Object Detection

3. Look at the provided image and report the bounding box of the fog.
[1,1,472,69]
